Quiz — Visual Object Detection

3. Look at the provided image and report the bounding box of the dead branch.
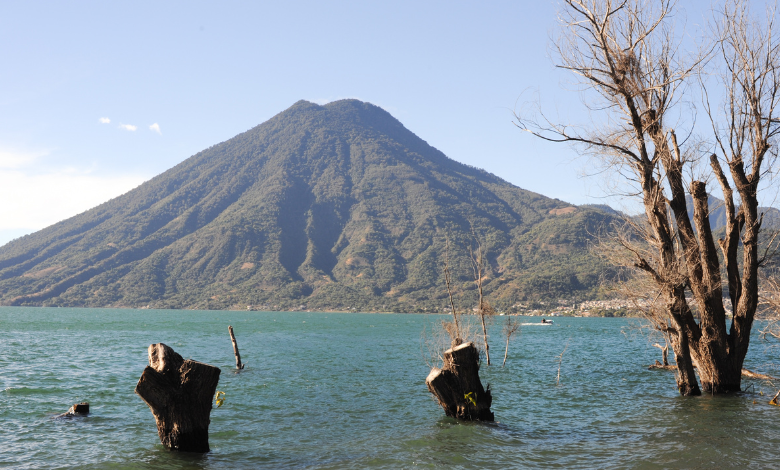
[556,339,570,386]
[502,315,521,367]
[468,226,493,365]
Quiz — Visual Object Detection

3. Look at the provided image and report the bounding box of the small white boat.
[520,320,554,326]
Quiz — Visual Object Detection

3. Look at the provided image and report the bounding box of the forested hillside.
[0,100,618,312]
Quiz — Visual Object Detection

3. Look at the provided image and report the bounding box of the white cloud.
[118,123,137,131]
[0,148,46,169]
[149,123,161,135]
[99,117,111,124]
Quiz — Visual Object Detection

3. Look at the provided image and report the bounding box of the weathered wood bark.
[652,342,669,366]
[741,369,777,381]
[426,342,493,421]
[135,343,221,453]
[228,325,244,370]
[648,362,676,370]
[668,315,701,396]
[656,292,701,395]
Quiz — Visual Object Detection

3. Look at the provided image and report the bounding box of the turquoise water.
[1,307,779,469]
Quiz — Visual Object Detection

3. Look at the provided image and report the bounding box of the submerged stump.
[426,342,493,421]
[69,402,89,415]
[135,343,221,453]
[55,402,90,419]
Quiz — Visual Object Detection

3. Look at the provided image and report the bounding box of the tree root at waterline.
[647,363,778,381]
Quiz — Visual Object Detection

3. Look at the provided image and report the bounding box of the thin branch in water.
[556,339,571,386]
[502,315,521,367]
[443,233,461,345]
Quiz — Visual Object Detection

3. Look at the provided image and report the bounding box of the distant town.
[507,297,736,318]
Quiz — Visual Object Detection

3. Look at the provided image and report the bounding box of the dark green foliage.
[0,100,619,311]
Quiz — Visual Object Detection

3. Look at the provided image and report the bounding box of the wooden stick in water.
[228,325,245,370]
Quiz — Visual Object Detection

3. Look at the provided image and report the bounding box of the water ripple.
[1,308,778,469]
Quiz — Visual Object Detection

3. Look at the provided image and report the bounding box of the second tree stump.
[426,342,493,421]
[135,343,221,452]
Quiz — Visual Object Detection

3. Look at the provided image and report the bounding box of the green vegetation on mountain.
[0,100,618,312]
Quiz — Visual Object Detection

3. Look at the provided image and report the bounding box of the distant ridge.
[0,100,617,312]
[682,194,780,232]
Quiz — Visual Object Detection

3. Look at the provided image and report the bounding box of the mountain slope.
[0,100,616,312]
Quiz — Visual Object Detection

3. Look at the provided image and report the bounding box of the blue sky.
[0,0,717,247]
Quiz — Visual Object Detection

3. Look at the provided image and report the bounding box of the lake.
[1,307,779,469]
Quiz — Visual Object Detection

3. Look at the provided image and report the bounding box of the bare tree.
[517,0,780,395]
[502,315,521,366]
[761,275,780,339]
[443,233,462,346]
[424,234,495,422]
[469,228,494,365]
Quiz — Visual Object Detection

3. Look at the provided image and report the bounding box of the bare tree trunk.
[556,341,569,386]
[426,342,493,421]
[443,234,461,345]
[228,325,245,370]
[501,315,519,367]
[669,329,701,396]
[652,342,669,366]
[479,310,490,366]
[135,343,221,452]
[503,336,510,367]
[469,231,491,365]
[691,350,743,393]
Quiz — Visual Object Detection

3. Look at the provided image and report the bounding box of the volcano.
[0,100,615,311]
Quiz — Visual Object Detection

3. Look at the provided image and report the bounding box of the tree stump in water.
[135,343,221,453]
[55,402,90,419]
[426,342,493,421]
[69,402,89,414]
[228,325,245,370]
